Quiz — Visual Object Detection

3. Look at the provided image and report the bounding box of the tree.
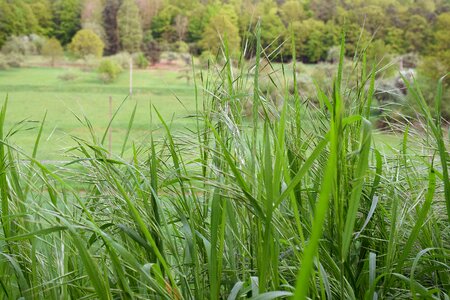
[280,0,306,25]
[52,0,82,45]
[143,35,162,65]
[174,14,188,41]
[118,0,144,52]
[403,14,432,54]
[81,0,106,44]
[135,0,163,31]
[151,4,181,42]
[69,29,104,59]
[257,1,285,58]
[0,0,41,47]
[289,18,330,63]
[200,13,241,56]
[42,37,63,66]
[309,0,337,22]
[29,0,53,35]
[0,1,15,47]
[419,12,450,80]
[103,0,120,55]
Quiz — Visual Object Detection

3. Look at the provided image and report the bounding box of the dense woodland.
[0,0,449,66]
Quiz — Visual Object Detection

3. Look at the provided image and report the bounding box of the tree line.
[0,0,449,70]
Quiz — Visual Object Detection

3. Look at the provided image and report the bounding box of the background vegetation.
[0,0,449,121]
[0,34,448,299]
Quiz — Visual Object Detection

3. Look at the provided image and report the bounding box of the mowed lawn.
[0,67,197,160]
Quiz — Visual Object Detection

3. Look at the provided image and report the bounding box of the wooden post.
[130,57,133,97]
[109,96,112,156]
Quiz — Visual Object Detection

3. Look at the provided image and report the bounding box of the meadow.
[0,66,196,160]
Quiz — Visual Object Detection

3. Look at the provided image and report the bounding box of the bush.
[0,54,9,70]
[164,52,178,64]
[42,38,64,67]
[98,59,123,83]
[133,53,149,69]
[0,53,25,69]
[173,41,189,53]
[199,50,216,67]
[142,40,161,65]
[69,29,104,59]
[326,46,340,63]
[30,34,47,55]
[1,35,37,56]
[110,52,132,69]
[58,71,78,81]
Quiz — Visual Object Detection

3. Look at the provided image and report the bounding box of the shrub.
[30,34,47,55]
[133,52,149,69]
[199,50,216,67]
[58,71,78,81]
[97,59,123,83]
[42,38,64,67]
[165,52,178,64]
[110,52,132,69]
[1,35,37,55]
[326,46,340,63]
[173,41,189,53]
[0,54,9,70]
[142,40,161,65]
[69,29,104,59]
[0,53,25,68]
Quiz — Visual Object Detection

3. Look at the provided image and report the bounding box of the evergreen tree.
[52,0,82,45]
[103,0,121,55]
[117,0,144,52]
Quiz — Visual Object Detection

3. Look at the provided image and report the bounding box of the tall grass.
[0,29,449,299]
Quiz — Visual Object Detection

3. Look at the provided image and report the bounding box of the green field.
[0,67,196,160]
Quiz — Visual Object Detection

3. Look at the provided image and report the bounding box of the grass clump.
[0,28,449,300]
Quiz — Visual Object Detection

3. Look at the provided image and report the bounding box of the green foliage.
[103,0,121,55]
[1,35,37,55]
[200,7,241,55]
[69,29,104,59]
[257,1,285,57]
[110,52,132,69]
[288,19,338,63]
[133,52,149,69]
[0,1,41,47]
[403,14,432,53]
[52,0,82,45]
[151,4,181,43]
[0,35,449,300]
[142,34,162,65]
[117,0,144,53]
[0,53,24,69]
[280,0,306,24]
[97,58,122,83]
[0,0,449,67]
[42,38,64,67]
[29,0,53,35]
